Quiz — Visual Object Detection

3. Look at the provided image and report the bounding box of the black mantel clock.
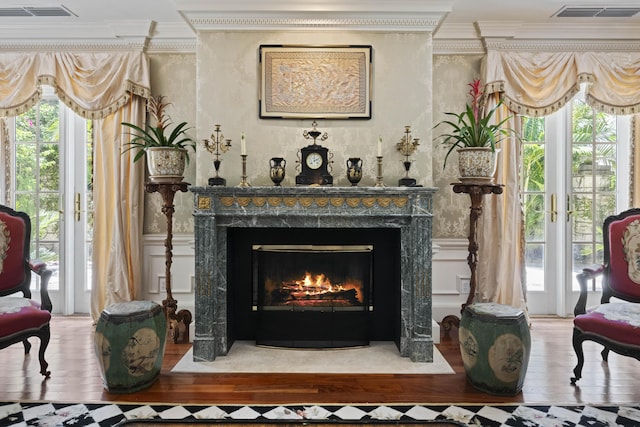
[296,121,333,186]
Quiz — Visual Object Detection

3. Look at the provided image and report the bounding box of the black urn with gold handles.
[346,157,363,186]
[269,157,286,186]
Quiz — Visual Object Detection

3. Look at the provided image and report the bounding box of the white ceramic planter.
[457,147,500,183]
[146,147,187,183]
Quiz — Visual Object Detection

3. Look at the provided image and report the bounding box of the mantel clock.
[296,121,333,186]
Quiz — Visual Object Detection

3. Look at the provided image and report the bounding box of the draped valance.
[483,51,640,116]
[0,52,150,119]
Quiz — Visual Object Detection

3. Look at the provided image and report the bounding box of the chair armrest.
[28,259,53,312]
[581,264,605,277]
[574,264,605,316]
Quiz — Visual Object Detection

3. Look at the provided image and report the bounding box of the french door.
[9,88,93,314]
[522,92,630,315]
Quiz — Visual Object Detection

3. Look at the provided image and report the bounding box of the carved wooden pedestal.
[442,182,503,334]
[145,182,192,344]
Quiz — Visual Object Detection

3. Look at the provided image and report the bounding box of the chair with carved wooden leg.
[0,204,53,378]
[571,208,640,385]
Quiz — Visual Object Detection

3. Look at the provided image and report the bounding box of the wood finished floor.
[0,316,638,405]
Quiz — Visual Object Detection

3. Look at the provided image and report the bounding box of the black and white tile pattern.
[1,402,639,427]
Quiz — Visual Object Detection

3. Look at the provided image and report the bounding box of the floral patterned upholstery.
[0,204,52,378]
[571,208,640,385]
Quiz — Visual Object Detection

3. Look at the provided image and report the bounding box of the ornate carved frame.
[259,45,372,119]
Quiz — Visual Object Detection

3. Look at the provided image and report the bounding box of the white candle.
[377,136,382,157]
[241,132,246,155]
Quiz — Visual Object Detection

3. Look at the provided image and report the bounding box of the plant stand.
[441,182,503,334]
[145,182,192,344]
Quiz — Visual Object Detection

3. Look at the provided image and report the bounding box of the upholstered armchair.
[571,208,640,385]
[0,204,53,378]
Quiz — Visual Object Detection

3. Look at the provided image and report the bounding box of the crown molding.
[0,19,197,52]
[182,11,446,32]
[483,38,640,52]
[175,0,453,32]
[174,0,454,14]
[0,41,148,52]
[433,39,485,55]
[147,40,197,54]
[433,21,640,54]
[477,21,640,40]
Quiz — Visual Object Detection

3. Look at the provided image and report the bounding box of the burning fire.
[268,272,363,306]
[295,273,343,294]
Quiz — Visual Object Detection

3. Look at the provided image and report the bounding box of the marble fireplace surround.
[191,186,436,363]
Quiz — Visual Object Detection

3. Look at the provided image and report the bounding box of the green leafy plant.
[434,79,518,169]
[121,95,196,163]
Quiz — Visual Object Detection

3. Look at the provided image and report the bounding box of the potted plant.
[121,95,196,183]
[434,79,518,183]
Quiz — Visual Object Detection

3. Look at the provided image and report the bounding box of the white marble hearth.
[172,340,453,374]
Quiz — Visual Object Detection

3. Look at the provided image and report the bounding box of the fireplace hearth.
[191,186,436,362]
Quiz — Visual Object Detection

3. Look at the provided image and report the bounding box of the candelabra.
[375,155,385,187]
[396,125,420,187]
[238,154,250,187]
[203,124,231,186]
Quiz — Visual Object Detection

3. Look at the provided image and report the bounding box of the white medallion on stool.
[488,333,524,383]
[121,327,161,376]
[458,327,478,369]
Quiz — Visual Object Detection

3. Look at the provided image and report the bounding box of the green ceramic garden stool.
[459,302,530,396]
[94,300,167,393]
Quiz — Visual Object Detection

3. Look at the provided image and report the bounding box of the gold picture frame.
[259,45,372,119]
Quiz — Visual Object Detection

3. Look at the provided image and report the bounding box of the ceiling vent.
[0,5,76,17]
[553,6,640,18]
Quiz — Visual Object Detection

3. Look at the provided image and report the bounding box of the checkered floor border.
[1,401,639,427]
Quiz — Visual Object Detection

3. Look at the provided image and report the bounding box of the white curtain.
[475,92,526,310]
[0,52,150,320]
[91,97,145,318]
[479,51,640,310]
[484,51,640,116]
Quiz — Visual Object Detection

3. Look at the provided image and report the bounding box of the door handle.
[550,194,557,223]
[74,193,81,222]
[566,195,574,222]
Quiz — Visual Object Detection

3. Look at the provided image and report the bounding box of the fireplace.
[253,244,372,348]
[191,186,436,362]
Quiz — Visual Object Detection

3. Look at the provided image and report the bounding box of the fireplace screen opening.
[252,244,373,348]
[253,245,373,312]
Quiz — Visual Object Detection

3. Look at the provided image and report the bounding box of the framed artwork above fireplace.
[259,45,372,119]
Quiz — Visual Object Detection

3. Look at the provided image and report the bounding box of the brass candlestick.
[238,154,250,187]
[375,155,385,187]
[396,125,420,187]
[203,124,231,186]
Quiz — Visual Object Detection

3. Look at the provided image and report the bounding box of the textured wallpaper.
[144,53,197,234]
[431,55,483,238]
[143,49,481,239]
[194,31,433,190]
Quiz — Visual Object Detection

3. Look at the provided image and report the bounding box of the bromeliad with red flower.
[434,79,518,169]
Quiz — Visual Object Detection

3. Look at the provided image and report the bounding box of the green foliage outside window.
[13,99,61,262]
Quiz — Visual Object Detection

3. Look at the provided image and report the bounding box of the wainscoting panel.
[142,234,196,315]
[432,238,472,322]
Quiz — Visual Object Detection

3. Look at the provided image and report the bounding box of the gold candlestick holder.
[238,154,250,187]
[375,155,385,187]
[396,125,420,187]
[203,124,231,186]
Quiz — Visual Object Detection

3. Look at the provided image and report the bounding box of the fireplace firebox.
[253,245,372,348]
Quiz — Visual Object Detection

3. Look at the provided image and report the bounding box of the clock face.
[305,152,324,170]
